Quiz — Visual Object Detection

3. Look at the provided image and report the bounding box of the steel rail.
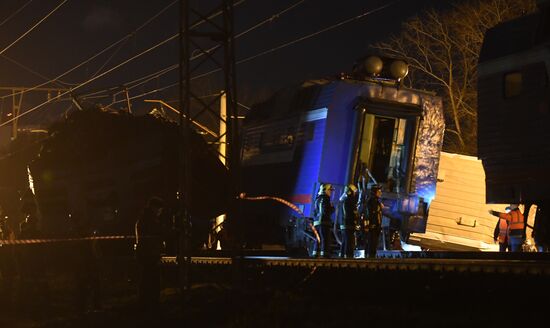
[161,254,550,275]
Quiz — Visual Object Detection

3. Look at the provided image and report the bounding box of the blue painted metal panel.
[290,118,326,217]
[318,82,361,186]
[313,82,337,109]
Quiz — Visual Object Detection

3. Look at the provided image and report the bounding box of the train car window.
[259,128,295,152]
[503,72,522,98]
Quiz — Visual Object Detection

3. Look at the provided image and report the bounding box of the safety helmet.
[370,184,382,193]
[345,184,358,194]
[318,183,334,195]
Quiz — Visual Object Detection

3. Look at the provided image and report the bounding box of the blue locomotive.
[239,56,445,254]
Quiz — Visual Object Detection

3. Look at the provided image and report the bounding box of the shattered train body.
[27,109,230,252]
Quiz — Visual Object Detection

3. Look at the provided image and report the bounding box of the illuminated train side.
[239,58,444,252]
[478,0,550,205]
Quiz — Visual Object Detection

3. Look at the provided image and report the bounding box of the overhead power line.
[86,38,131,83]
[110,80,252,112]
[86,0,399,105]
[191,1,399,80]
[0,0,247,128]
[3,0,395,128]
[0,52,120,91]
[108,82,179,106]
[236,0,306,39]
[0,0,69,56]
[0,0,246,103]
[1,54,55,82]
[236,1,398,66]
[82,0,181,84]
[116,0,399,100]
[81,64,178,99]
[80,0,307,100]
[0,33,176,128]
[0,0,179,100]
[0,0,34,28]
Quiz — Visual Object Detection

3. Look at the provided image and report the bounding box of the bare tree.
[372,0,536,155]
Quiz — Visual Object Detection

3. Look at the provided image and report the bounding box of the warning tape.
[1,194,322,247]
[0,235,135,246]
[239,194,320,244]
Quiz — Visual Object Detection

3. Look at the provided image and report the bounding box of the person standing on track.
[493,208,510,252]
[339,184,358,258]
[489,204,524,252]
[312,184,335,258]
[365,185,383,258]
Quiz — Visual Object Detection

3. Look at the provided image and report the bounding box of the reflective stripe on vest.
[508,209,524,231]
[498,219,508,244]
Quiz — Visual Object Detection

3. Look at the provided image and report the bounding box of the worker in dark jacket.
[356,175,367,252]
[365,185,383,258]
[313,183,335,258]
[489,204,524,252]
[339,184,358,258]
[135,196,165,310]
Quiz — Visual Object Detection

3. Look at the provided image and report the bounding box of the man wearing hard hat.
[489,204,525,252]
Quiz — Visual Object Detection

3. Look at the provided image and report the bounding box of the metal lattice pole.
[178,0,239,310]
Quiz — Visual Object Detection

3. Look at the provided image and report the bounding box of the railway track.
[161,251,550,275]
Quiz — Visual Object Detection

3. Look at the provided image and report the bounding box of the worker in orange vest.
[493,209,509,252]
[489,204,525,252]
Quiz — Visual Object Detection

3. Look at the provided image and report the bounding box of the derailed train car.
[26,108,231,253]
[239,56,445,253]
[478,0,550,205]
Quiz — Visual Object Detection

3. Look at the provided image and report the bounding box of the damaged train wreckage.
[14,109,232,252]
[239,55,445,254]
[2,55,446,257]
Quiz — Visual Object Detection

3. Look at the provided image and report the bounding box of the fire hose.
[238,194,321,245]
[1,194,324,248]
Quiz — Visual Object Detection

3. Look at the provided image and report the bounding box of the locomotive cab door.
[351,102,422,194]
[369,117,396,185]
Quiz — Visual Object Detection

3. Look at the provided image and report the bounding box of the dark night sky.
[0,0,452,127]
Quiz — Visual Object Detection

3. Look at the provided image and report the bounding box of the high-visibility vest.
[509,209,524,232]
[499,209,524,233]
[498,219,508,244]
